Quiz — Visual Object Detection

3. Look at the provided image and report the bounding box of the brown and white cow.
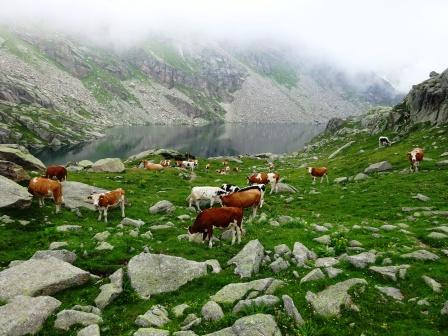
[408,148,424,172]
[188,207,243,248]
[88,188,125,223]
[140,160,164,171]
[307,167,329,184]
[160,160,171,167]
[247,172,279,194]
[28,177,64,213]
[45,165,67,181]
[220,188,262,218]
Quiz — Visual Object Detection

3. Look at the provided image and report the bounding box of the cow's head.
[88,192,102,207]
[307,167,313,174]
[408,152,417,163]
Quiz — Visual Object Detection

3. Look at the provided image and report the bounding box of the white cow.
[182,160,198,171]
[186,186,225,211]
[378,136,391,148]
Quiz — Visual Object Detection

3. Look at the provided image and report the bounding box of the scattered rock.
[315,257,339,268]
[77,324,100,336]
[300,268,325,283]
[54,309,102,331]
[0,257,90,301]
[0,295,61,336]
[133,328,170,336]
[401,250,439,261]
[441,301,448,315]
[375,286,404,301]
[180,313,201,330]
[121,217,145,228]
[202,314,281,336]
[149,200,175,214]
[313,235,331,245]
[0,175,32,208]
[369,265,410,281]
[210,278,280,304]
[346,252,376,269]
[328,141,355,159]
[270,257,289,273]
[172,304,190,318]
[422,275,442,293]
[128,252,209,299]
[437,160,448,166]
[227,239,264,278]
[49,241,69,250]
[364,161,392,174]
[31,249,77,264]
[305,278,367,317]
[57,224,82,232]
[427,232,448,240]
[94,268,123,309]
[90,158,125,173]
[334,177,348,184]
[278,215,293,224]
[380,224,397,231]
[93,231,111,242]
[325,267,343,278]
[412,193,430,202]
[233,295,280,313]
[201,301,224,321]
[135,305,170,328]
[282,295,305,326]
[95,242,114,251]
[273,244,291,256]
[275,182,298,193]
[292,241,317,266]
[0,145,46,171]
[0,160,29,182]
[205,259,222,274]
[354,173,369,181]
[78,160,94,168]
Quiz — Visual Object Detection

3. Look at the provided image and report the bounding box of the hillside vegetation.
[1,119,447,335]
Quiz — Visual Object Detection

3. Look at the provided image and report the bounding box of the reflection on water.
[34,123,324,165]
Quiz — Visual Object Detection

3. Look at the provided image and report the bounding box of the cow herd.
[25,136,426,248]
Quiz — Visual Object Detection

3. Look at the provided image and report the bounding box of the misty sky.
[1,0,447,91]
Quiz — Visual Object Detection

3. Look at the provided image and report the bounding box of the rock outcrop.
[0,175,32,208]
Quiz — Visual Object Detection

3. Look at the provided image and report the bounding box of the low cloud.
[1,0,447,91]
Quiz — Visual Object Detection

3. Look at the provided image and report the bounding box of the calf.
[140,160,164,171]
[28,177,63,213]
[88,188,125,223]
[182,160,198,171]
[379,136,391,148]
[307,167,329,184]
[187,186,226,210]
[408,148,424,172]
[247,172,280,194]
[188,207,243,248]
[45,165,67,181]
[220,189,262,218]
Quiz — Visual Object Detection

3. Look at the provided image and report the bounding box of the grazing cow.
[28,177,63,213]
[88,188,125,223]
[205,163,211,170]
[379,136,391,148]
[45,165,67,181]
[307,167,329,184]
[220,189,262,218]
[233,167,240,172]
[160,160,171,167]
[222,160,229,166]
[182,160,198,171]
[187,186,226,210]
[247,172,280,194]
[408,148,424,172]
[188,207,243,248]
[140,160,164,171]
[216,168,227,175]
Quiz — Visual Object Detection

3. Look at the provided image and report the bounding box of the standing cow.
[88,188,125,223]
[408,148,424,172]
[379,136,391,148]
[45,165,67,181]
[307,167,329,184]
[247,172,279,194]
[28,177,64,213]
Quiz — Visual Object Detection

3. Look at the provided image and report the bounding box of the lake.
[34,123,324,165]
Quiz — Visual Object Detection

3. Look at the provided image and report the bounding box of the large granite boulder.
[0,175,32,208]
[90,158,125,173]
[364,161,392,174]
[305,278,367,317]
[0,257,90,301]
[62,181,108,210]
[0,144,46,171]
[94,268,123,309]
[0,160,29,182]
[227,239,265,278]
[128,253,209,299]
[203,314,281,336]
[0,295,61,336]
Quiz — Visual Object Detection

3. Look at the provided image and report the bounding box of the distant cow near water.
[45,165,67,181]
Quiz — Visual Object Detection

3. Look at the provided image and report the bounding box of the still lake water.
[35,123,324,165]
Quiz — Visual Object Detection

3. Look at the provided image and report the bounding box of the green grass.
[1,123,448,335]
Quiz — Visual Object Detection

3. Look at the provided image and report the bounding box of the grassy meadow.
[1,122,448,336]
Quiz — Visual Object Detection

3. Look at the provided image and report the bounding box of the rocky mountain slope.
[0,26,401,147]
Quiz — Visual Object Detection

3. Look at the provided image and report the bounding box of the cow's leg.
[320,176,324,183]
[312,176,316,185]
[252,205,258,219]
[325,174,329,183]
[55,203,60,214]
[415,162,419,172]
[208,227,214,248]
[269,182,274,194]
[98,210,102,221]
[38,197,43,207]
[195,200,201,211]
[104,207,108,223]
[210,198,214,208]
[121,200,125,218]
[230,223,236,246]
